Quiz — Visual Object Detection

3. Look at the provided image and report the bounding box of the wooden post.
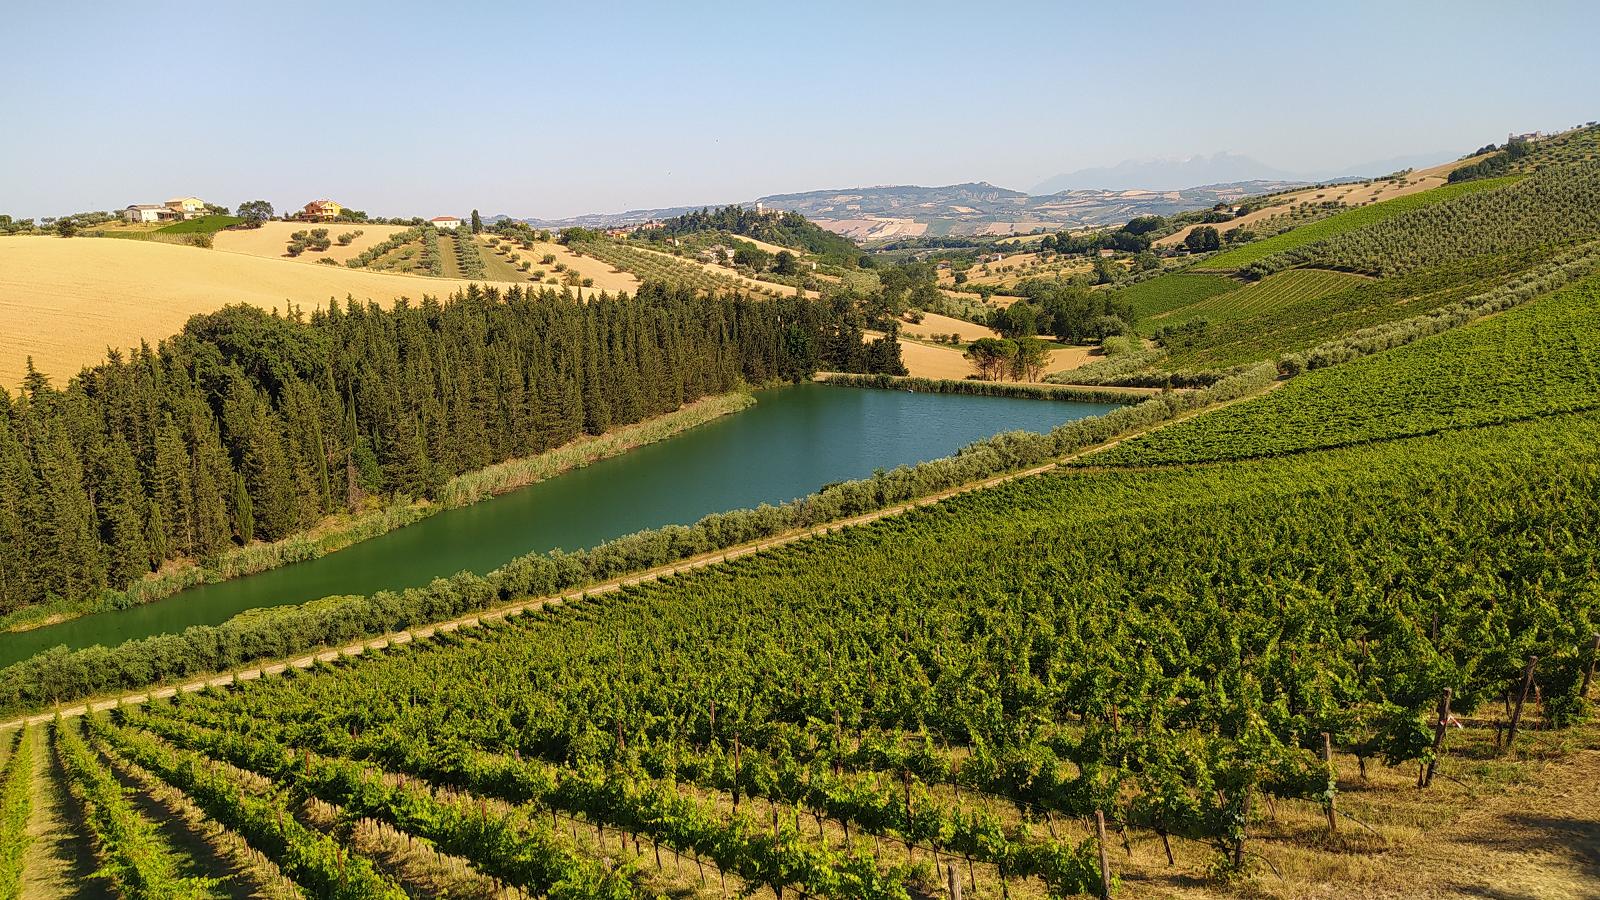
[1506,656,1539,751]
[1321,732,1337,831]
[1094,810,1113,899]
[1581,633,1600,699]
[946,861,962,900]
[1422,688,1452,788]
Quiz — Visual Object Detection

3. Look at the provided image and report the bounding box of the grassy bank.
[0,392,754,634]
[819,372,1147,404]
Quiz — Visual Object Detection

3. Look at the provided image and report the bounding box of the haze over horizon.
[5,0,1597,220]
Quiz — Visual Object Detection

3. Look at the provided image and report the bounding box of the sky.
[4,0,1598,220]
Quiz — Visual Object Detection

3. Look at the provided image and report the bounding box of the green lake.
[0,383,1118,666]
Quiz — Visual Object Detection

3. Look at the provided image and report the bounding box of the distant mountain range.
[514,150,1452,242]
[519,180,1306,242]
[1029,150,1453,194]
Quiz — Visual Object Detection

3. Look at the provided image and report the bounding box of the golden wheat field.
[0,236,526,387]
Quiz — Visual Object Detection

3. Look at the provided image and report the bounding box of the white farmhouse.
[122,204,169,223]
[430,216,462,230]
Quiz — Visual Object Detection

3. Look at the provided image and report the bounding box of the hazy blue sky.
[5,1,1597,219]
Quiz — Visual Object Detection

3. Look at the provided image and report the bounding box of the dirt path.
[18,726,110,900]
[0,379,1277,731]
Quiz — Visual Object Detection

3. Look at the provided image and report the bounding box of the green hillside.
[1088,275,1600,465]
[155,214,244,234]
[1200,175,1518,271]
[649,204,860,262]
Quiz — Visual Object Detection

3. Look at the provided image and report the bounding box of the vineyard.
[1139,269,1366,335]
[1084,275,1600,466]
[1156,246,1575,369]
[1241,162,1600,278]
[0,393,1590,897]
[1198,175,1518,271]
[1112,273,1237,323]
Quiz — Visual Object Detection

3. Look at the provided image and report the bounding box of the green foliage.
[0,365,1276,716]
[1113,272,1238,322]
[236,201,273,224]
[1155,248,1569,369]
[1242,165,1600,278]
[90,716,407,899]
[1141,269,1368,337]
[1088,276,1600,465]
[649,205,860,263]
[100,398,1600,890]
[1203,175,1520,271]
[155,216,245,235]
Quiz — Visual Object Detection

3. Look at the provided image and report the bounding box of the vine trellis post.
[1094,809,1113,899]
[1421,688,1452,788]
[1505,657,1539,751]
[1321,732,1338,831]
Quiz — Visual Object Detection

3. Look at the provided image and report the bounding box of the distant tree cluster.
[964,336,1053,381]
[646,205,861,264]
[996,280,1135,343]
[286,228,331,256]
[1448,138,1532,183]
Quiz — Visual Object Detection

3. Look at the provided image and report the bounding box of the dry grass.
[509,238,643,294]
[1116,726,1600,899]
[0,236,518,386]
[883,332,1096,382]
[211,221,416,266]
[901,311,997,342]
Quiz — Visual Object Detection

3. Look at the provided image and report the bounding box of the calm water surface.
[0,384,1117,665]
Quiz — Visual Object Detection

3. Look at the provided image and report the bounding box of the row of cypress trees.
[0,282,903,616]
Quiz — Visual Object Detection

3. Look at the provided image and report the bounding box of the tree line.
[0,283,903,618]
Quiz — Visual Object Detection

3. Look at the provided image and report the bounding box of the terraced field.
[1116,272,1239,324]
[1088,275,1600,465]
[1198,175,1521,271]
[1141,268,1367,333]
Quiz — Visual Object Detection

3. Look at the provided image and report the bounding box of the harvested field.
[0,236,521,386]
[887,335,1095,382]
[210,220,415,265]
[900,310,997,342]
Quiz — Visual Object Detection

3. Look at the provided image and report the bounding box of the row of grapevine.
[1243,162,1600,277]
[0,727,31,899]
[53,718,219,898]
[1086,275,1600,465]
[90,717,409,900]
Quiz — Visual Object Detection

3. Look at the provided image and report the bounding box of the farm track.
[0,379,1278,732]
[18,728,109,900]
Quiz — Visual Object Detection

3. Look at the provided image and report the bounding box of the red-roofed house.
[302,199,343,221]
[430,216,462,230]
